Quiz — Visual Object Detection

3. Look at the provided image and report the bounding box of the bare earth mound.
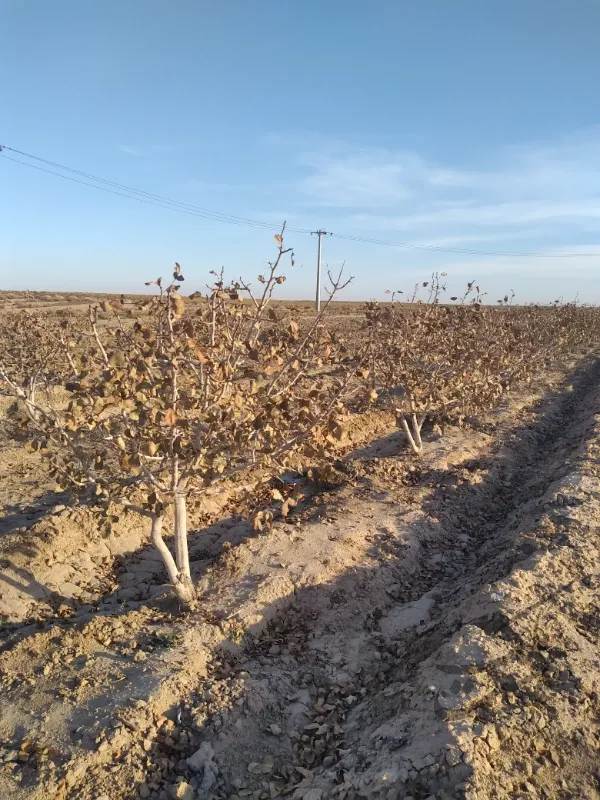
[1,352,600,800]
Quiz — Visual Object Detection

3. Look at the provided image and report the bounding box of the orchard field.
[2,242,600,800]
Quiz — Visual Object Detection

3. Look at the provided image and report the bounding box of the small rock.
[520,538,537,555]
[172,782,194,800]
[445,749,462,767]
[117,587,139,601]
[187,741,218,795]
[187,741,215,772]
[397,767,409,783]
[296,767,313,779]
[549,750,563,767]
[261,755,274,774]
[303,792,322,800]
[139,785,150,799]
[485,729,500,751]
[65,772,77,787]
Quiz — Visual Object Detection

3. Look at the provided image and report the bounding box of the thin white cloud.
[183,178,258,192]
[270,128,600,249]
[413,230,548,249]
[119,145,144,157]
[118,144,177,157]
[350,202,600,231]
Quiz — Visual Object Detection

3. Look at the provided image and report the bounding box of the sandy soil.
[1,328,600,799]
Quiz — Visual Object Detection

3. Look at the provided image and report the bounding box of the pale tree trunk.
[28,376,36,407]
[399,412,426,455]
[150,513,195,606]
[173,493,195,602]
[411,412,423,449]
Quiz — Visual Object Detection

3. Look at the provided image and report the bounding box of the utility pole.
[311,229,331,312]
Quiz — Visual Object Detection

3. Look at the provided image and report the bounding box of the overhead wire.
[2,144,600,258]
[0,153,303,232]
[1,146,314,234]
[326,231,597,258]
[1,145,311,232]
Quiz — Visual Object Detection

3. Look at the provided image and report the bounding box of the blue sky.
[2,0,600,302]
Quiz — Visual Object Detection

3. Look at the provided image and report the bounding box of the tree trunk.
[150,513,196,607]
[150,515,179,583]
[399,414,422,455]
[174,493,192,579]
[172,572,196,605]
[411,412,423,449]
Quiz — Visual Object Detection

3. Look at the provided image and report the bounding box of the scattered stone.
[172,782,194,800]
[445,749,462,767]
[186,741,218,794]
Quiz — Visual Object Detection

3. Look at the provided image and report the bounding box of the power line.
[0,152,306,233]
[1,145,311,233]
[2,143,600,259]
[327,231,596,259]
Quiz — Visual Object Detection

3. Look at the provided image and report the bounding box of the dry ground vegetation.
[1,241,600,800]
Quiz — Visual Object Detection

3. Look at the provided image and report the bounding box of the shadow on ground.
[0,489,68,537]
[3,356,600,800]
[111,354,600,800]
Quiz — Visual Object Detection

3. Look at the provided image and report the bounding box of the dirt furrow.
[1,356,600,800]
[193,354,600,800]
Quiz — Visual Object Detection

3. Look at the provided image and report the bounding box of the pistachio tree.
[0,233,355,605]
[363,276,600,454]
[0,309,83,413]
